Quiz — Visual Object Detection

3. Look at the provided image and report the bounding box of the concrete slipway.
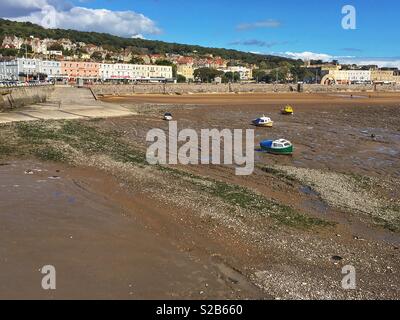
[0,86,134,124]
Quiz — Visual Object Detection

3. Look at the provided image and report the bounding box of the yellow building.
[371,70,399,83]
[177,64,194,81]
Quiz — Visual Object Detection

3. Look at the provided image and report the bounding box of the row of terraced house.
[0,58,173,82]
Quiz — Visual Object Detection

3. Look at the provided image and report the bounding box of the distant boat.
[252,115,274,127]
[163,112,173,121]
[281,105,294,115]
[260,139,293,155]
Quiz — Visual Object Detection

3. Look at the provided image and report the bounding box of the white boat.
[163,112,173,121]
[252,115,274,127]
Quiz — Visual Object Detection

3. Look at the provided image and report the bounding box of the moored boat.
[281,105,294,115]
[260,139,293,155]
[252,116,274,127]
[163,112,173,121]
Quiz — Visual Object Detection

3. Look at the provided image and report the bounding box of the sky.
[1,0,399,67]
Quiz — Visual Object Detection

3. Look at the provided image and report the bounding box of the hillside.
[0,18,300,67]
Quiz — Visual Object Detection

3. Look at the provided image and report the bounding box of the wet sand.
[0,160,263,299]
[103,91,400,106]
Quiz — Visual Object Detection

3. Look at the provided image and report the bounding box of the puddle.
[328,94,368,99]
[299,185,319,197]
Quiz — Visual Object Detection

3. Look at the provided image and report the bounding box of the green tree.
[177,74,187,83]
[253,69,273,83]
[130,56,145,64]
[90,51,103,61]
[222,71,240,83]
[48,43,63,51]
[19,44,32,54]
[0,48,18,57]
[194,68,224,83]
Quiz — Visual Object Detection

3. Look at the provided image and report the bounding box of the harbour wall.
[0,86,54,112]
[90,83,400,96]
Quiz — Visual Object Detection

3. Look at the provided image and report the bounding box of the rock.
[331,255,343,262]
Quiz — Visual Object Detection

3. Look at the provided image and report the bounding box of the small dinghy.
[281,105,294,115]
[252,115,274,127]
[260,139,293,155]
[163,112,173,121]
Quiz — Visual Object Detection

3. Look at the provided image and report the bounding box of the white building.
[224,66,253,80]
[47,50,63,56]
[322,68,372,84]
[16,58,41,78]
[0,58,51,80]
[1,36,24,50]
[100,63,172,81]
[30,38,48,54]
[40,60,62,79]
[347,70,371,83]
[0,60,18,80]
[100,63,134,80]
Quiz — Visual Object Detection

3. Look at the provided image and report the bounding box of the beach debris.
[331,255,344,262]
[24,169,34,175]
[48,176,61,180]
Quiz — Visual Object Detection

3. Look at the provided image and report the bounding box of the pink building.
[61,61,100,81]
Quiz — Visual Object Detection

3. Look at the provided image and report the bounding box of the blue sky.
[2,0,399,66]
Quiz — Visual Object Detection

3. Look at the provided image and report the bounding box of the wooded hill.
[0,18,301,68]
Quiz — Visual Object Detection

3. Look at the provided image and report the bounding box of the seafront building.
[0,58,41,80]
[0,60,18,80]
[321,66,400,84]
[40,60,63,80]
[224,66,253,80]
[0,58,173,82]
[370,69,400,83]
[177,64,194,81]
[61,61,100,82]
[99,63,173,81]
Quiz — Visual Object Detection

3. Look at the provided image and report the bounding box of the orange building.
[61,61,100,81]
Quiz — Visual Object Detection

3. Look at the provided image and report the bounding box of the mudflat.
[0,91,399,299]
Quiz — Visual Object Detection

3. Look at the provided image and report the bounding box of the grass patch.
[348,173,373,191]
[373,216,400,233]
[161,166,333,229]
[0,144,12,155]
[261,166,297,182]
[4,120,333,230]
[35,146,67,162]
[13,120,147,166]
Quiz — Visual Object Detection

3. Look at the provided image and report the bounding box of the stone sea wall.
[0,86,54,112]
[90,83,400,96]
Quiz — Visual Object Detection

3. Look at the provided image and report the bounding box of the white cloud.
[277,51,400,68]
[132,34,146,39]
[282,51,334,61]
[340,58,400,68]
[2,1,161,38]
[237,19,281,31]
